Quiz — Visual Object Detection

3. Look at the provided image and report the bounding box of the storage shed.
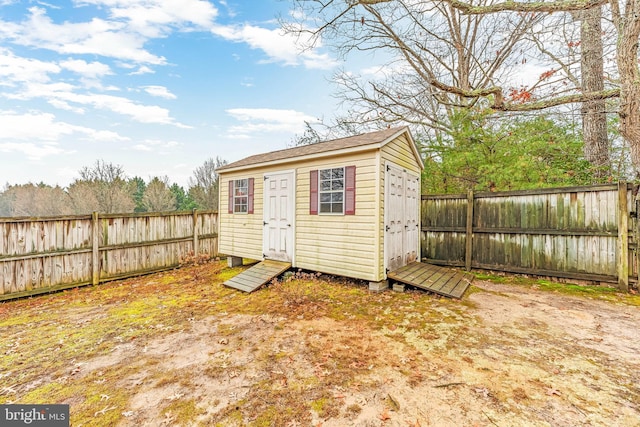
[216,126,424,287]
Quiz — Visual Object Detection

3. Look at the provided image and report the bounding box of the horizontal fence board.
[0,210,218,301]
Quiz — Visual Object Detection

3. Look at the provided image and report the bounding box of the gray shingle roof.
[216,126,409,172]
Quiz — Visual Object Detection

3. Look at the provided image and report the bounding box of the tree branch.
[447,0,609,14]
[349,0,393,4]
[495,88,620,111]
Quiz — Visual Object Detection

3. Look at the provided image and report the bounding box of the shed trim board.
[374,150,382,281]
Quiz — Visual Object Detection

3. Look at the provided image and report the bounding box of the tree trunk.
[579,7,610,179]
[617,0,640,176]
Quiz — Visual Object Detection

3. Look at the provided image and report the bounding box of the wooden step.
[223,259,291,293]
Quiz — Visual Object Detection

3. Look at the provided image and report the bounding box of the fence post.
[618,182,629,291]
[192,209,199,257]
[92,211,100,286]
[465,190,474,271]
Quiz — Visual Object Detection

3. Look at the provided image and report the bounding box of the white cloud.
[0,48,60,85]
[8,82,189,127]
[132,144,152,151]
[47,99,86,114]
[130,139,182,152]
[211,24,337,70]
[129,65,155,75]
[226,108,319,136]
[359,61,411,79]
[104,0,219,36]
[142,85,176,99]
[0,111,128,142]
[219,0,237,18]
[0,111,129,160]
[60,58,112,79]
[0,7,165,64]
[0,142,65,160]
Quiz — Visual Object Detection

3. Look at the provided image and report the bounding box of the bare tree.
[67,180,102,214]
[435,0,637,170]
[143,176,176,212]
[70,160,135,213]
[286,0,635,173]
[286,0,541,137]
[0,184,73,217]
[0,184,13,217]
[188,157,227,210]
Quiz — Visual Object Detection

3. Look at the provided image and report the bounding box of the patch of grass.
[19,365,135,426]
[311,395,340,419]
[163,398,205,424]
[236,380,312,426]
[475,271,640,306]
[345,403,362,418]
[474,272,510,283]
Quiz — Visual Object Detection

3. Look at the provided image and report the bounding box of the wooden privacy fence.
[0,210,218,301]
[421,183,635,291]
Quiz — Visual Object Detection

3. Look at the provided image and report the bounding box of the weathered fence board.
[422,183,635,290]
[0,211,218,301]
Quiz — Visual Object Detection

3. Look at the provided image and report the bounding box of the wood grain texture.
[422,183,634,285]
[0,211,218,301]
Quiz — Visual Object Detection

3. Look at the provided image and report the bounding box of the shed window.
[234,179,248,213]
[228,178,254,214]
[319,168,344,213]
[310,166,355,215]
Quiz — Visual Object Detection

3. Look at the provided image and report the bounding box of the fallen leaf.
[546,387,561,396]
[379,408,391,422]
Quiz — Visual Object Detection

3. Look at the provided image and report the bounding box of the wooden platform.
[387,262,473,299]
[223,259,291,293]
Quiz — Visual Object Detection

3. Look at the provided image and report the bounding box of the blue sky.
[0,0,372,188]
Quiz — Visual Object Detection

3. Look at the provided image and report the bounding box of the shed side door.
[385,162,420,273]
[385,163,405,272]
[263,171,295,262]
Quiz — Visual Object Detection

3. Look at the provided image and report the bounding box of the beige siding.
[381,134,422,173]
[219,171,264,260]
[295,152,380,281]
[378,135,423,279]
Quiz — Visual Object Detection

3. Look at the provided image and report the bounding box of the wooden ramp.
[224,260,291,293]
[388,262,473,299]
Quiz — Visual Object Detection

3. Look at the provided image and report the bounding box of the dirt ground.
[1,261,639,426]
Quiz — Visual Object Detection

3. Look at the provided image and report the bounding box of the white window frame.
[233,178,249,214]
[318,167,345,215]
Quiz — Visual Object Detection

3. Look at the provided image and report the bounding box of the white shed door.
[263,171,294,262]
[385,163,420,273]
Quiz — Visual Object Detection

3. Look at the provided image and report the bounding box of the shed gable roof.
[217,126,421,173]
